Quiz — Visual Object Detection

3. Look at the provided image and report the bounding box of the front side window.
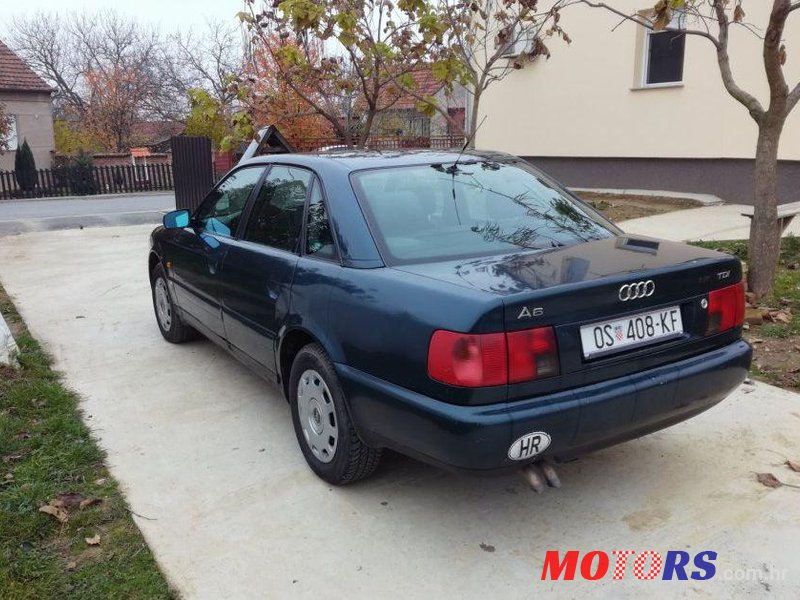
[351,161,615,265]
[195,167,265,237]
[243,165,312,252]
[306,179,337,260]
[644,15,685,85]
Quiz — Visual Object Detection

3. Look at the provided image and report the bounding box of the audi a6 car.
[148,150,751,485]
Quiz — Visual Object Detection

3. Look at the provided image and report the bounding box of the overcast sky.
[3,0,248,34]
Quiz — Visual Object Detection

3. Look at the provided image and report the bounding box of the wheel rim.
[154,277,172,331]
[297,369,338,463]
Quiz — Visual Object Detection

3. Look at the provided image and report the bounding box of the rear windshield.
[350,160,616,265]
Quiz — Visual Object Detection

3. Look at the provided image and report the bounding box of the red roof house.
[0,39,55,170]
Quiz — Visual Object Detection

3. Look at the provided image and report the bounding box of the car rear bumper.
[336,339,752,473]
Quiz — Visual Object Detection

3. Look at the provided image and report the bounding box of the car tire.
[151,263,195,343]
[289,343,382,485]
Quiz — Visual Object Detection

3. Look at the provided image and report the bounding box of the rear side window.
[243,165,312,252]
[351,161,615,264]
[195,167,265,237]
[305,179,337,260]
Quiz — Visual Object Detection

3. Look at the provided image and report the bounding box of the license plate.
[580,306,683,358]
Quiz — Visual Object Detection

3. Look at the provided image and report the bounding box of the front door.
[221,165,314,373]
[166,166,266,339]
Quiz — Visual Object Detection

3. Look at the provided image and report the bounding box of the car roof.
[237,148,522,172]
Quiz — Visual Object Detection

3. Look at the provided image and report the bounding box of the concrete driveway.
[619,204,800,242]
[0,224,798,599]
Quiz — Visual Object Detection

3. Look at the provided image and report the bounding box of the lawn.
[0,285,174,599]
[694,237,800,392]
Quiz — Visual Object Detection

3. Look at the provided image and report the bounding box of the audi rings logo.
[619,280,655,301]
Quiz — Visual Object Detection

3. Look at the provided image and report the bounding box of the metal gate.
[171,136,213,212]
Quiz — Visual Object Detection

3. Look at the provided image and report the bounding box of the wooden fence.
[0,163,174,200]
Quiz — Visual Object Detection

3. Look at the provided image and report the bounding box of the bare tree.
[167,20,246,107]
[8,13,86,115]
[7,10,182,150]
[576,0,800,299]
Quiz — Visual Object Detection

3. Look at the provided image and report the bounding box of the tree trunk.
[748,118,784,299]
[466,89,481,149]
[360,107,376,148]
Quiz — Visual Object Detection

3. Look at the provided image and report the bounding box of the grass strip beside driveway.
[0,284,174,599]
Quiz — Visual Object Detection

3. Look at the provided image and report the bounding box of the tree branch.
[712,0,766,122]
[577,0,722,48]
[787,80,800,113]
[578,0,765,122]
[761,0,791,111]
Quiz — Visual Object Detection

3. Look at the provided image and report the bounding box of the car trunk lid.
[396,236,743,401]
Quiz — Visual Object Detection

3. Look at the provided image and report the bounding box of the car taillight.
[428,327,559,387]
[706,282,745,335]
[507,327,560,383]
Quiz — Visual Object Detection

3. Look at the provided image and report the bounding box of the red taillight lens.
[507,327,560,383]
[427,326,559,387]
[428,331,507,387]
[706,282,745,335]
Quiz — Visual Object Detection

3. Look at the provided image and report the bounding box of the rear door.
[166,166,266,338]
[220,164,313,374]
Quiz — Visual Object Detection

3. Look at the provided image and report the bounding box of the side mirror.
[163,210,190,229]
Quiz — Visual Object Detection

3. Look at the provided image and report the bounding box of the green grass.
[693,236,800,337]
[0,286,175,599]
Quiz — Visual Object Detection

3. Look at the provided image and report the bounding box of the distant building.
[130,121,185,152]
[375,68,467,141]
[0,39,55,171]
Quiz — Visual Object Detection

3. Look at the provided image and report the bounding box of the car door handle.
[266,281,280,300]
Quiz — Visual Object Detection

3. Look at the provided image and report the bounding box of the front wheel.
[151,263,195,343]
[289,344,381,484]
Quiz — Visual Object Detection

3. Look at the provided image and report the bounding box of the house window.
[643,15,685,86]
[500,24,529,58]
[4,115,18,151]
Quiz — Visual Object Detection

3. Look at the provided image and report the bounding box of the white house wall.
[476,1,800,161]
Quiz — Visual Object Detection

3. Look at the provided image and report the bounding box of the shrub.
[69,150,95,195]
[14,139,37,192]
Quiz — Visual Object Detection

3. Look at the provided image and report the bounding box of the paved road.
[0,224,798,599]
[0,193,175,235]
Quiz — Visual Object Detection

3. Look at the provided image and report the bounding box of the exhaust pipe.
[539,460,561,489]
[522,463,546,493]
[521,460,561,492]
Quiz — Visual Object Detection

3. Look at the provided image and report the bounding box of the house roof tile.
[0,39,52,93]
[391,69,446,110]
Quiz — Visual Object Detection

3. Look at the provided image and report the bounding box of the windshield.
[351,160,617,265]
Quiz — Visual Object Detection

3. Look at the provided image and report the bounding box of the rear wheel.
[151,263,195,343]
[289,344,381,484]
